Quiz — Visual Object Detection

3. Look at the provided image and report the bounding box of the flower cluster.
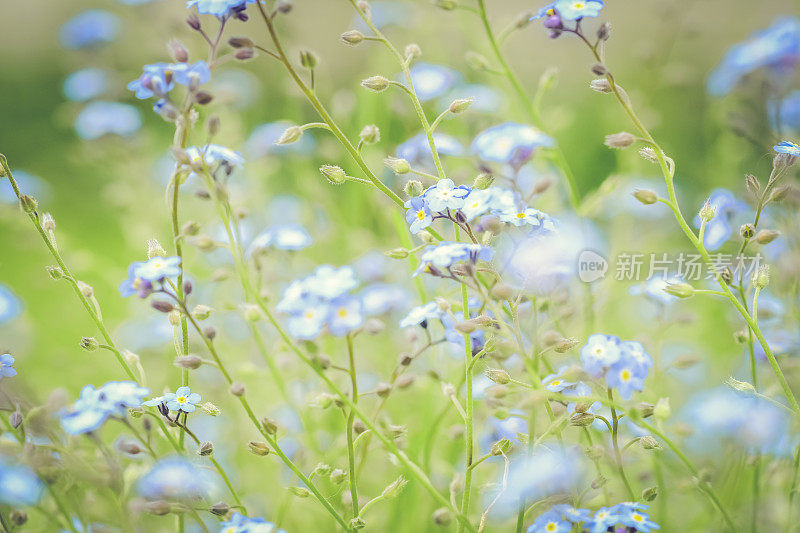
[144,386,202,413]
[580,334,653,400]
[137,457,211,501]
[529,502,660,533]
[399,299,488,353]
[277,265,364,339]
[119,256,182,298]
[128,60,211,117]
[0,460,43,507]
[60,381,150,435]
[531,0,605,35]
[405,178,554,235]
[413,241,494,277]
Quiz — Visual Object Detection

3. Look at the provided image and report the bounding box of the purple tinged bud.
[543,14,562,29]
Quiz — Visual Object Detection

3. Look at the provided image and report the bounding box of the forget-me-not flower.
[59,10,119,49]
[0,354,17,380]
[471,122,555,166]
[74,101,142,141]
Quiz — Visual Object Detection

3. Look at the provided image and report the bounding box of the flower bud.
[145,501,171,516]
[194,91,214,105]
[752,264,770,289]
[639,435,662,450]
[46,265,64,280]
[383,157,410,176]
[234,48,255,61]
[473,173,494,190]
[361,76,390,92]
[639,146,658,163]
[168,38,189,62]
[315,463,332,476]
[739,223,755,239]
[329,469,347,484]
[632,189,657,205]
[228,36,254,48]
[395,374,415,388]
[490,438,512,456]
[151,300,175,313]
[174,355,202,370]
[19,194,37,213]
[725,376,755,393]
[570,412,596,427]
[242,304,262,322]
[604,131,635,149]
[200,402,220,416]
[80,337,99,351]
[642,486,658,502]
[663,282,694,299]
[654,398,671,420]
[359,124,380,145]
[311,393,335,409]
[198,442,214,456]
[9,411,23,429]
[9,510,27,526]
[768,184,791,203]
[42,213,56,231]
[381,475,408,499]
[465,51,491,71]
[449,98,473,114]
[755,229,780,244]
[341,30,365,45]
[229,382,246,397]
[485,368,510,384]
[299,50,318,69]
[436,0,457,9]
[209,501,230,516]
[276,125,303,145]
[554,337,580,353]
[698,200,715,222]
[404,43,422,60]
[589,78,612,93]
[745,174,760,195]
[147,239,167,259]
[192,304,213,320]
[261,417,278,436]
[433,508,453,526]
[248,441,271,456]
[320,165,347,185]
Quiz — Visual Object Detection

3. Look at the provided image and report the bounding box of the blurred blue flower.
[63,68,109,102]
[0,170,49,205]
[605,356,645,400]
[185,144,245,174]
[774,139,800,156]
[442,311,485,352]
[496,205,555,230]
[0,353,17,380]
[305,265,359,300]
[219,512,285,532]
[128,61,210,102]
[0,459,43,506]
[327,297,364,336]
[682,387,794,455]
[351,1,413,31]
[0,283,22,324]
[413,242,494,277]
[138,457,211,500]
[404,63,460,102]
[59,10,120,49]
[398,301,443,328]
[74,101,141,140]
[61,382,150,435]
[628,275,682,305]
[542,366,574,392]
[471,122,555,167]
[485,413,527,447]
[769,91,800,133]
[186,0,255,19]
[441,84,503,113]
[359,283,409,316]
[707,17,800,96]
[396,132,464,170]
[247,225,312,255]
[580,334,622,377]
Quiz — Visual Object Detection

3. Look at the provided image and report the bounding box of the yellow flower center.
[621,369,632,381]
[304,310,315,319]
[417,209,426,220]
[516,212,526,219]
[337,308,348,318]
[546,523,558,532]
[132,278,142,288]
[550,380,561,387]
[573,1,585,8]
[633,513,644,522]
[177,396,187,403]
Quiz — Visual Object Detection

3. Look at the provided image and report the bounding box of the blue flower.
[61,382,150,435]
[769,91,800,133]
[128,61,211,102]
[63,68,109,102]
[306,265,359,300]
[138,457,211,500]
[0,460,43,506]
[286,304,330,340]
[186,0,255,19]
[399,301,443,328]
[162,386,202,413]
[580,334,622,377]
[588,506,622,533]
[774,139,800,156]
[471,122,555,166]
[621,341,653,375]
[0,283,22,324]
[327,297,364,336]
[136,256,182,281]
[542,366,573,392]
[423,179,470,212]
[0,354,17,380]
[628,275,682,305]
[496,206,555,230]
[173,61,211,86]
[74,101,142,141]
[707,17,800,96]
[413,242,494,277]
[605,357,645,400]
[185,144,245,174]
[530,3,556,21]
[551,504,593,524]
[247,225,312,255]
[396,132,464,170]
[552,0,604,21]
[219,512,285,532]
[612,503,660,532]
[527,509,571,532]
[442,311,486,351]
[404,196,433,234]
[59,10,119,49]
[461,188,495,221]
[405,63,460,102]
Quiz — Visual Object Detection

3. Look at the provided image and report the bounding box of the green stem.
[345,334,360,526]
[608,389,636,500]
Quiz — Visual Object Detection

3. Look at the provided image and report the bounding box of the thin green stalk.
[474,0,581,209]
[788,445,800,532]
[345,334,360,526]
[608,388,635,500]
